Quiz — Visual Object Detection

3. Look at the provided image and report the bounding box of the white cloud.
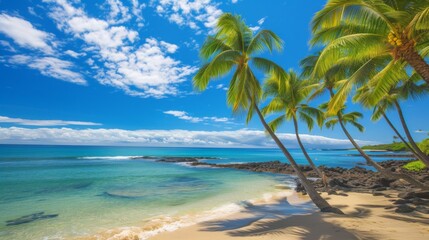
[164,110,234,124]
[249,17,266,32]
[65,50,85,58]
[0,127,373,148]
[131,0,145,26]
[43,0,196,98]
[0,116,101,126]
[0,40,16,52]
[215,84,228,90]
[232,0,238,3]
[415,129,428,134]
[0,13,54,53]
[8,55,87,84]
[152,0,223,33]
[105,0,131,24]
[164,110,203,123]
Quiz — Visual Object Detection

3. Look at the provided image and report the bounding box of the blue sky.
[0,0,427,148]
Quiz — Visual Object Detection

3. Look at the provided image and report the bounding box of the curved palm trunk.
[292,115,323,178]
[254,104,343,214]
[400,47,429,84]
[394,101,429,165]
[327,89,427,189]
[382,113,423,161]
[337,113,428,189]
[393,100,429,168]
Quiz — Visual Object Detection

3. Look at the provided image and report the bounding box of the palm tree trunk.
[336,112,428,189]
[382,113,423,161]
[327,89,428,189]
[292,115,323,178]
[400,47,429,84]
[393,100,429,168]
[254,103,343,214]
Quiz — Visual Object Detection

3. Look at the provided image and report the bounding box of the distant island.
[362,138,429,153]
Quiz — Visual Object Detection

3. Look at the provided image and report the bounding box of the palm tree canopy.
[355,71,429,121]
[193,13,286,122]
[262,70,324,131]
[320,102,365,132]
[310,0,429,114]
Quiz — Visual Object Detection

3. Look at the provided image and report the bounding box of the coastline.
[75,158,429,240]
[151,191,429,240]
[75,190,307,240]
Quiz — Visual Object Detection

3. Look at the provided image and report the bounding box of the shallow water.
[0,145,408,239]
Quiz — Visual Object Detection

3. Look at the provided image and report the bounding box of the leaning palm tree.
[355,77,429,167]
[262,70,324,178]
[301,54,428,189]
[321,102,427,189]
[310,0,429,114]
[193,13,343,213]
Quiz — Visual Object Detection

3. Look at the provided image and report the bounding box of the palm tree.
[355,78,429,167]
[301,54,428,189]
[310,0,429,114]
[193,13,343,213]
[262,70,324,178]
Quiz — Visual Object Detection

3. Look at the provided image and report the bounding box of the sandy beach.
[151,191,429,240]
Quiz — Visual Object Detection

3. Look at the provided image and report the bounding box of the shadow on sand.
[200,198,384,239]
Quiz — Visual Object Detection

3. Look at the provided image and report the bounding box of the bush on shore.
[403,160,427,172]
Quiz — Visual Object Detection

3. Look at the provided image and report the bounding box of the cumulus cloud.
[8,55,87,84]
[152,0,223,33]
[0,127,373,148]
[0,116,101,126]
[164,110,232,124]
[0,13,54,53]
[43,0,196,98]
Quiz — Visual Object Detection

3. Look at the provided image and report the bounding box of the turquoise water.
[0,145,408,239]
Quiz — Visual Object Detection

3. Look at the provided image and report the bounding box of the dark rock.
[369,184,383,189]
[414,191,429,199]
[415,205,429,214]
[384,206,395,209]
[411,197,429,206]
[393,199,411,204]
[398,192,415,199]
[328,178,351,188]
[395,204,415,213]
[372,192,384,196]
[327,189,337,195]
[187,159,429,194]
[378,178,396,187]
[6,212,58,226]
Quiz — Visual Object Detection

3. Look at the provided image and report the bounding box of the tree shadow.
[200,197,380,239]
[380,214,429,225]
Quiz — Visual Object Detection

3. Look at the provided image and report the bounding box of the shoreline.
[75,190,307,240]
[150,190,429,240]
[77,158,429,240]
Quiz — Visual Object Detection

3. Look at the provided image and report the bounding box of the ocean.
[0,145,410,239]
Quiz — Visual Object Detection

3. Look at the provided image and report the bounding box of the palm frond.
[247,30,283,54]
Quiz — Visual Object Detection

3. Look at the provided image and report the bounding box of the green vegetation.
[403,160,427,172]
[419,139,429,155]
[362,139,429,153]
[362,142,408,152]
